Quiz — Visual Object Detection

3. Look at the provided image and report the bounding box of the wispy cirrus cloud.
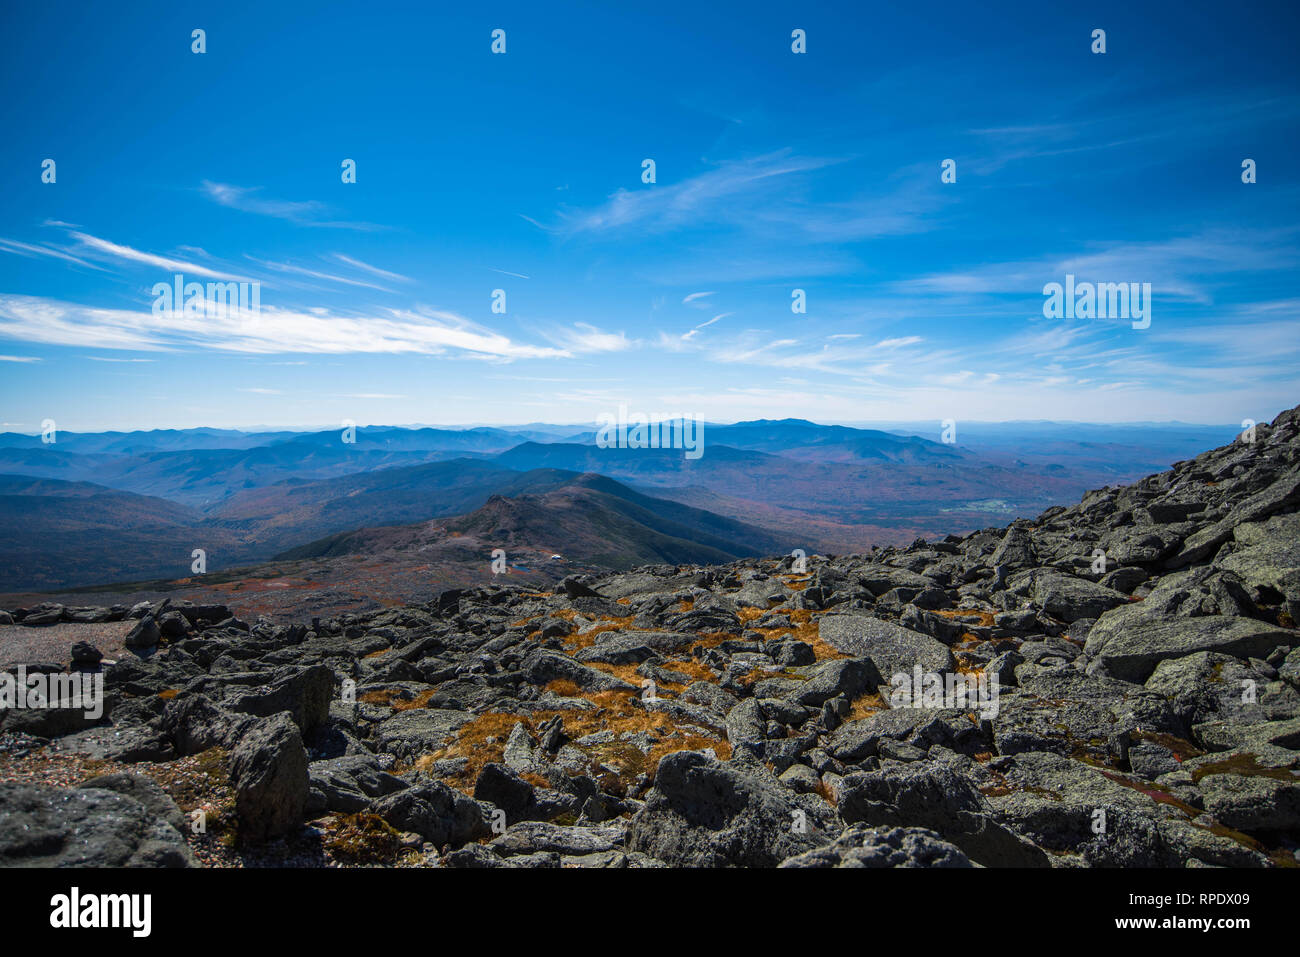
[0,237,105,271]
[246,256,393,292]
[965,90,1300,179]
[899,228,1300,301]
[557,151,842,236]
[0,294,572,360]
[681,312,732,341]
[330,254,412,283]
[546,321,635,354]
[68,230,250,281]
[554,150,950,250]
[200,181,383,231]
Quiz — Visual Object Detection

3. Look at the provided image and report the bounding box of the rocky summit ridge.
[2,405,1300,867]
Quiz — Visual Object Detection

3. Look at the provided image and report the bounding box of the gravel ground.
[0,621,135,669]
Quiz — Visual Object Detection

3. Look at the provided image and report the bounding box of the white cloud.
[200,181,381,230]
[330,254,413,283]
[681,312,732,341]
[559,151,842,235]
[896,229,1300,305]
[0,238,104,271]
[547,322,635,354]
[0,295,572,360]
[246,257,392,292]
[69,231,250,281]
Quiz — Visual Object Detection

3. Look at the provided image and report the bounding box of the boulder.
[229,712,309,843]
[1085,608,1292,683]
[224,664,335,734]
[0,780,194,867]
[818,614,954,681]
[1027,569,1128,622]
[372,781,488,848]
[626,750,832,867]
[838,762,1050,867]
[778,823,973,868]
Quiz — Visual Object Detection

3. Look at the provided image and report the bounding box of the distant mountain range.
[0,418,1241,594]
[277,472,793,569]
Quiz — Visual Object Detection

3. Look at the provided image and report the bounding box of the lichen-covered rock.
[627,751,833,867]
[778,823,972,868]
[0,779,195,867]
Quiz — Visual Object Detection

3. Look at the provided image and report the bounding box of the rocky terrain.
[2,405,1299,868]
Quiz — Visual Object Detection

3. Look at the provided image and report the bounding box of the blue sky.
[1,0,1298,431]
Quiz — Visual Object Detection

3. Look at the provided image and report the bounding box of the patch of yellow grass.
[655,657,718,688]
[686,631,735,654]
[846,691,885,722]
[357,688,437,711]
[935,608,997,628]
[584,662,642,685]
[545,679,582,697]
[418,689,731,795]
[562,615,636,651]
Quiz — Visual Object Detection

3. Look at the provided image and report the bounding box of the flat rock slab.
[1027,569,1128,623]
[1197,770,1300,832]
[373,708,474,760]
[489,821,625,857]
[1085,609,1293,683]
[575,630,697,664]
[818,614,954,680]
[0,780,195,867]
[1217,513,1300,594]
